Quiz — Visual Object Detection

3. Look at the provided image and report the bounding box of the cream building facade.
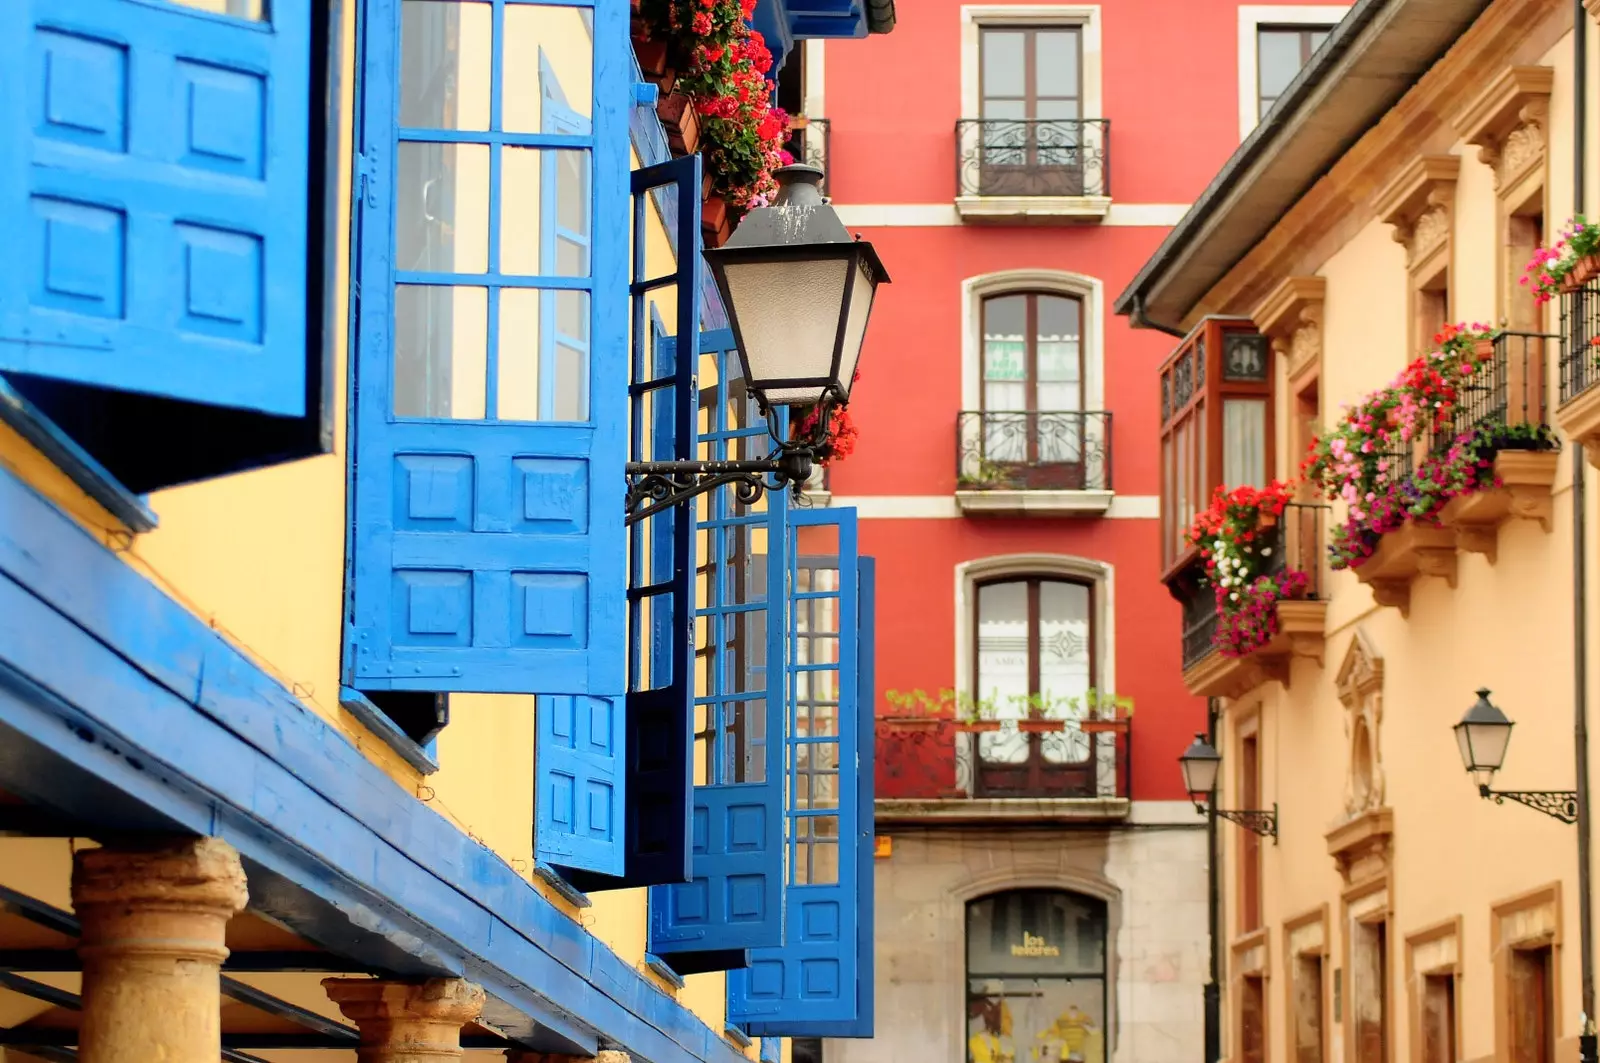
[1116,1,1600,1061]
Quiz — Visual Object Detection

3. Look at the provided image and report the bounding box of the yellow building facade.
[1119,1,1600,1062]
[0,0,885,1058]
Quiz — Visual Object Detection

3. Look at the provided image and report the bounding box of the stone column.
[324,977,486,1062]
[71,836,249,1063]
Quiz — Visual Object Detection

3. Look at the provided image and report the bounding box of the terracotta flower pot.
[657,92,699,155]
[634,38,672,77]
[702,197,732,248]
[1563,253,1600,293]
[877,715,945,733]
[1473,337,1496,359]
[1080,719,1129,735]
[1017,719,1065,734]
[955,720,1002,734]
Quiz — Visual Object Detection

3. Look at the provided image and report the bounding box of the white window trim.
[1238,5,1350,140]
[961,269,1105,412]
[959,5,1103,121]
[953,554,1118,797]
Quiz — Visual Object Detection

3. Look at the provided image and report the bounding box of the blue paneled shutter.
[0,0,311,414]
[345,0,629,699]
[548,156,701,884]
[729,511,874,1036]
[648,331,786,974]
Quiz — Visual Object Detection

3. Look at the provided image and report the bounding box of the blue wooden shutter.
[535,694,624,875]
[0,0,311,415]
[344,0,628,699]
[559,157,702,888]
[729,511,874,1035]
[648,331,786,974]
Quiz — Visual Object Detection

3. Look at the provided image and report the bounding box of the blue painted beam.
[0,467,755,1063]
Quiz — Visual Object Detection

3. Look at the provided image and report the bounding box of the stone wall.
[826,819,1207,1063]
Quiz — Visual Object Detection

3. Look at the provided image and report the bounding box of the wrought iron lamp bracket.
[1190,799,1279,842]
[624,448,814,526]
[1480,784,1579,824]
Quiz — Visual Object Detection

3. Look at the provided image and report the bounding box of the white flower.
[1260,548,1272,556]
[1230,593,1240,602]
[1213,540,1225,551]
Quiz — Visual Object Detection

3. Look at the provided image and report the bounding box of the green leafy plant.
[882,688,1132,724]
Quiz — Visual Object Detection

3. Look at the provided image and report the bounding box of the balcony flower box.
[1079,718,1129,735]
[1017,718,1066,734]
[955,720,1002,734]
[657,92,700,155]
[877,713,947,734]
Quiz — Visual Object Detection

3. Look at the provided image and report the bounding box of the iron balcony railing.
[782,116,830,196]
[956,410,1112,492]
[875,714,1129,802]
[954,118,1110,199]
[1561,282,1600,404]
[1423,331,1554,455]
[1175,501,1330,672]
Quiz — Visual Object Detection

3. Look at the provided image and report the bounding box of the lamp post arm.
[1480,785,1580,824]
[623,449,814,526]
[1213,804,1279,842]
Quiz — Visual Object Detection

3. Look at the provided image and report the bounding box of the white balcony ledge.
[955,488,1114,517]
[875,796,1131,824]
[954,194,1112,224]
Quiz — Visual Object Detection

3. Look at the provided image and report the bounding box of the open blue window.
[728,512,876,1037]
[648,330,787,975]
[343,0,631,731]
[540,153,701,885]
[0,0,328,498]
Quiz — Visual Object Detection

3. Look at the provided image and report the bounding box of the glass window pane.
[500,147,590,277]
[1257,29,1307,110]
[1034,30,1080,100]
[967,976,1107,1063]
[967,891,1107,977]
[495,289,588,421]
[976,581,1029,713]
[503,4,596,132]
[165,0,267,19]
[980,30,1027,101]
[394,285,487,419]
[1224,398,1267,488]
[396,142,489,274]
[401,1,491,131]
[1038,581,1090,704]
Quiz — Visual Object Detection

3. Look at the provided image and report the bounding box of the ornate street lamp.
[1177,732,1278,840]
[1453,688,1576,823]
[624,164,890,524]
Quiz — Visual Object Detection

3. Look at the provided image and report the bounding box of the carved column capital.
[324,978,486,1062]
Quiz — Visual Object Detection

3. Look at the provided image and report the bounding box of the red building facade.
[776,3,1350,1062]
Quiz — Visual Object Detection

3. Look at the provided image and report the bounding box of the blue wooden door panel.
[738,555,876,1038]
[536,694,624,876]
[648,331,785,967]
[0,0,310,415]
[345,0,628,700]
[729,509,868,1033]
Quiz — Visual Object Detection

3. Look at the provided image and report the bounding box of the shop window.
[966,890,1108,1063]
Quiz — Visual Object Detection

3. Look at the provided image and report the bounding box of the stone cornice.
[1251,276,1325,382]
[1373,154,1460,265]
[1193,0,1566,321]
[1452,65,1554,189]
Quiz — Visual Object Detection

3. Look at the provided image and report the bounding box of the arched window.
[972,575,1096,796]
[966,890,1108,1063]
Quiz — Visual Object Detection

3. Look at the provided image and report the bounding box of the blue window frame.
[0,0,330,498]
[728,512,875,1037]
[344,0,630,714]
[540,153,701,885]
[648,329,787,975]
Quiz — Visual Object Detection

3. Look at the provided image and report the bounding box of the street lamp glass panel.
[834,256,878,397]
[716,253,851,406]
[1453,688,1513,786]
[1178,733,1221,796]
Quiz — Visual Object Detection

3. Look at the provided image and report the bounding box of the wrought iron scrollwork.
[1215,804,1279,841]
[954,118,1110,199]
[1482,786,1579,824]
[955,410,1112,492]
[624,450,812,525]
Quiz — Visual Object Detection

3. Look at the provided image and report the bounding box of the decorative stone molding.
[1335,631,1386,820]
[1180,600,1327,700]
[1233,927,1269,975]
[324,978,486,1062]
[1373,155,1460,267]
[1557,384,1600,469]
[1252,276,1326,385]
[1438,450,1559,562]
[1326,806,1393,886]
[1453,66,1554,191]
[1353,523,1457,617]
[72,837,250,1063]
